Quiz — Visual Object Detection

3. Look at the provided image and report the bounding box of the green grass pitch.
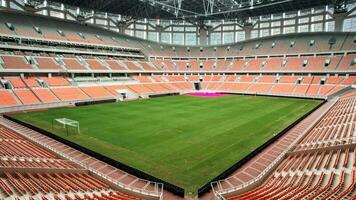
[11,95,321,194]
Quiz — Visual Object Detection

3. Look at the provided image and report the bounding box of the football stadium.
[0,0,355,199]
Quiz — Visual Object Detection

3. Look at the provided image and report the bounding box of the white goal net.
[52,118,80,135]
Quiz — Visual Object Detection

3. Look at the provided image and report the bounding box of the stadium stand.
[85,58,109,70]
[4,77,27,88]
[80,86,115,99]
[0,90,20,107]
[50,87,89,101]
[0,1,355,199]
[0,123,149,200]
[62,58,88,70]
[1,55,33,69]
[35,57,63,70]
[13,89,41,105]
[0,115,163,199]
[212,93,356,199]
[32,88,60,103]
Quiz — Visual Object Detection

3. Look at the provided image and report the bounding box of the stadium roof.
[46,0,336,20]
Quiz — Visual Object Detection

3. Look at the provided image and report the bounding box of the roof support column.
[199,27,208,46]
[333,11,347,32]
[117,22,127,34]
[156,25,164,43]
[333,0,348,32]
[243,23,253,40]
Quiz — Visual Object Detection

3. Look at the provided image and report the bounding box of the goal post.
[52,118,80,136]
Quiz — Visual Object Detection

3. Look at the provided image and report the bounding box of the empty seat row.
[152,55,356,72]
[1,55,158,71]
[1,54,355,72]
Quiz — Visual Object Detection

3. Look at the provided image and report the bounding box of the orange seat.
[2,56,33,69]
[5,77,26,88]
[80,86,114,99]
[13,89,41,105]
[62,58,87,70]
[35,57,62,69]
[51,87,89,101]
[33,89,59,103]
[86,59,108,70]
[41,77,70,86]
[0,90,20,107]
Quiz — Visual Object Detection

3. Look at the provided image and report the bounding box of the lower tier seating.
[0,90,20,107]
[0,124,144,200]
[223,93,356,200]
[80,86,115,99]
[0,75,354,109]
[0,172,141,200]
[13,89,41,105]
[33,88,60,103]
[50,87,90,101]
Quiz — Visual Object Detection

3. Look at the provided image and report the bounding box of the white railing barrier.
[205,90,327,100]
[211,99,337,198]
[0,97,118,114]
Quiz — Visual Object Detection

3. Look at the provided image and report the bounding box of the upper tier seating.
[1,56,33,69]
[0,11,137,47]
[124,61,143,71]
[4,77,26,88]
[151,55,354,72]
[174,61,188,71]
[159,60,178,71]
[338,54,356,70]
[106,60,128,70]
[35,57,63,70]
[85,59,109,70]
[138,61,157,71]
[0,10,355,59]
[0,53,354,73]
[62,58,87,70]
